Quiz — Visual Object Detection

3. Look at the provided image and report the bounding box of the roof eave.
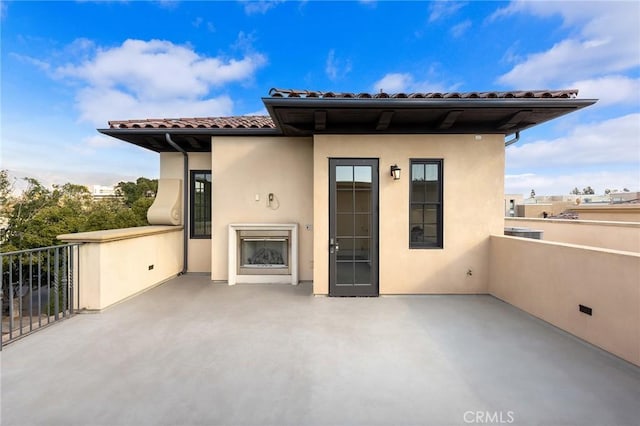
[98,127,283,153]
[263,97,597,137]
[262,97,598,109]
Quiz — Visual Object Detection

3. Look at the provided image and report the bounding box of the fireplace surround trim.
[228,223,298,285]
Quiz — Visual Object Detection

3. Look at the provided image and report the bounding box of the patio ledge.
[58,225,183,243]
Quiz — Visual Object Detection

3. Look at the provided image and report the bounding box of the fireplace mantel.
[228,223,298,285]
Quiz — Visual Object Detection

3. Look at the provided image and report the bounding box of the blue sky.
[1,0,639,196]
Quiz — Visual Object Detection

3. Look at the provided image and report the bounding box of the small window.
[190,170,211,239]
[410,160,443,248]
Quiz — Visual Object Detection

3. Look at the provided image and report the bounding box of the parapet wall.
[58,226,184,310]
[490,235,640,366]
[505,217,640,253]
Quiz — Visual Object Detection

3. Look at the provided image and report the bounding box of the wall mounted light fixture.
[390,164,401,180]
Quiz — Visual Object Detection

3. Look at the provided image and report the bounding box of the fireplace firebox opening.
[238,230,290,275]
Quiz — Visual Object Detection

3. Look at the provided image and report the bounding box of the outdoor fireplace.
[238,230,290,275]
[228,223,299,285]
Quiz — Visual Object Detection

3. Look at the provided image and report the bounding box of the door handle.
[329,238,340,253]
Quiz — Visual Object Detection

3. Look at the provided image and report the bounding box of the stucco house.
[99,88,595,297]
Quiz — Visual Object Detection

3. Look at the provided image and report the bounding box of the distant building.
[504,194,524,217]
[91,185,117,199]
[506,191,639,221]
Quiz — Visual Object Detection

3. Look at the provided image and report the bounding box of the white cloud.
[506,113,640,170]
[450,20,471,38]
[241,0,283,15]
[325,49,352,81]
[571,75,640,107]
[359,0,377,8]
[51,39,265,125]
[75,87,234,125]
[372,72,448,93]
[10,53,50,71]
[155,1,179,9]
[495,1,640,88]
[428,1,466,23]
[84,134,120,148]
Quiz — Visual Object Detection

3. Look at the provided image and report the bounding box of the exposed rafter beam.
[376,111,394,131]
[437,110,463,129]
[497,110,533,130]
[146,136,163,150]
[314,110,327,131]
[186,136,202,149]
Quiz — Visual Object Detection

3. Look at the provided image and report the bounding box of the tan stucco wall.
[313,134,505,295]
[570,205,640,222]
[489,235,640,366]
[160,152,212,272]
[505,217,640,253]
[59,226,183,310]
[211,136,314,282]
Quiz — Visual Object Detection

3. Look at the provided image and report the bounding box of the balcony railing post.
[18,253,23,335]
[9,255,14,339]
[1,254,4,350]
[68,245,75,315]
[61,247,67,318]
[29,252,33,332]
[54,248,59,321]
[47,248,52,325]
[37,251,42,328]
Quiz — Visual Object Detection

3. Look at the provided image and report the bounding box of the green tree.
[1,179,93,251]
[115,177,157,207]
[1,173,158,252]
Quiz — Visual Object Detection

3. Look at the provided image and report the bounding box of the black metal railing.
[1,244,80,349]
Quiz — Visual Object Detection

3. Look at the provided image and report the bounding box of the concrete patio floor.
[2,274,639,426]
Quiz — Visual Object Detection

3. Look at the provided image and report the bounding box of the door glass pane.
[336,262,354,285]
[353,191,371,213]
[336,237,354,261]
[354,263,371,285]
[354,214,370,236]
[354,237,370,261]
[336,213,354,236]
[336,166,353,182]
[337,190,354,213]
[354,166,371,184]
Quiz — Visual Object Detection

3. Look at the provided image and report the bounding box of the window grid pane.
[191,170,212,238]
[409,160,442,249]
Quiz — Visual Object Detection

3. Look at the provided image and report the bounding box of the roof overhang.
[98,127,281,153]
[262,97,597,137]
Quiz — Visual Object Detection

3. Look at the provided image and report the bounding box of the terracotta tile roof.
[109,115,275,129]
[107,88,583,131]
[267,88,579,99]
